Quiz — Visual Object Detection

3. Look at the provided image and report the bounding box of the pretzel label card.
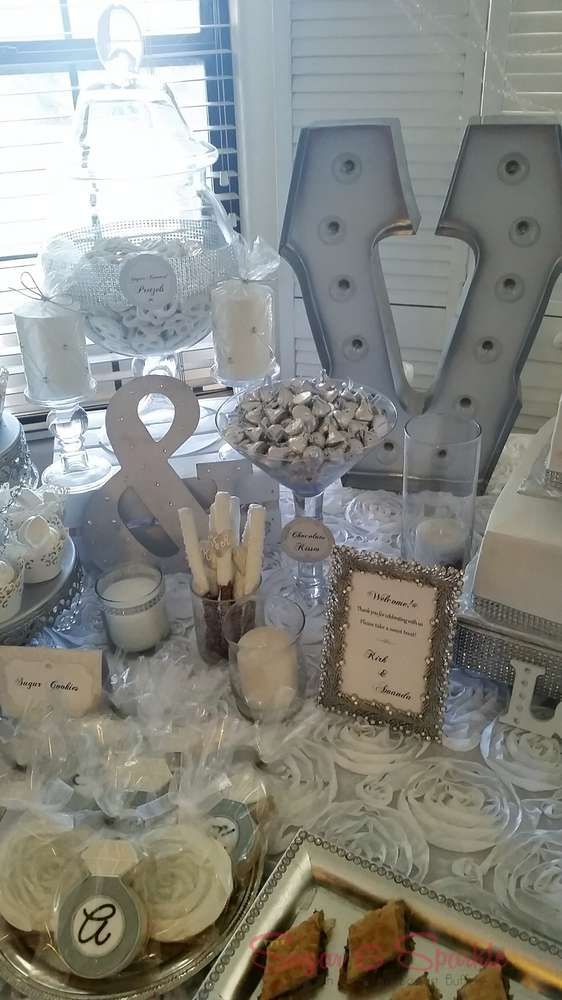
[319,547,462,740]
[0,647,102,718]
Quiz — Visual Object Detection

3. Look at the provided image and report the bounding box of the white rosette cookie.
[130,823,233,941]
[0,817,87,932]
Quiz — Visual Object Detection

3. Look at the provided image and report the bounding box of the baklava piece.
[339,899,408,991]
[458,965,510,1000]
[260,909,328,999]
[392,973,442,1000]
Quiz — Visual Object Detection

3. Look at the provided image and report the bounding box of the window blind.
[481,0,562,430]
[0,0,239,417]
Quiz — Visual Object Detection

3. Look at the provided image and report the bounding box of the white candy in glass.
[211,279,275,384]
[13,297,93,405]
[237,625,298,712]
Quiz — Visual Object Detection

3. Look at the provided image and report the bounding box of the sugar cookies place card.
[319,547,462,740]
[0,647,102,718]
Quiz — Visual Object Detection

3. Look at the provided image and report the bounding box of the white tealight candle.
[98,570,170,653]
[414,516,468,569]
[237,625,298,715]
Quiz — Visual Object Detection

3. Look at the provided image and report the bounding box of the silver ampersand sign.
[83,375,212,571]
[280,119,562,492]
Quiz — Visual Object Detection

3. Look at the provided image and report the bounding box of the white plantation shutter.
[0,0,239,417]
[284,0,488,390]
[482,0,562,430]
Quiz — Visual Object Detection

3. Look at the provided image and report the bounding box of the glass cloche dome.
[42,4,237,359]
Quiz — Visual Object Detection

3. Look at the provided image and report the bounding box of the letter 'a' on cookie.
[339,899,407,991]
[457,965,510,1000]
[260,910,329,1000]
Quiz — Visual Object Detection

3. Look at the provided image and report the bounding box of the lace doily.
[397,758,521,853]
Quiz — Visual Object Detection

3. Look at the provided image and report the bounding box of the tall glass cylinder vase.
[402,414,481,570]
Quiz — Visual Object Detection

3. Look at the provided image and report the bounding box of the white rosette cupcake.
[0,817,87,932]
[130,823,233,941]
[18,514,67,584]
[3,487,65,534]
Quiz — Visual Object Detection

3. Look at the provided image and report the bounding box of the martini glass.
[216,378,397,603]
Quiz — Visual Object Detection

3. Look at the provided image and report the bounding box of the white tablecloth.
[5,434,561,999]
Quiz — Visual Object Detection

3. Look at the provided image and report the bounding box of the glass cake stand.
[216,379,397,603]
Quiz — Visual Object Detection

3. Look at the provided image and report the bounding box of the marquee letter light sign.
[280,119,562,492]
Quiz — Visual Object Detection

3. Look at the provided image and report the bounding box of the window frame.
[0,0,240,420]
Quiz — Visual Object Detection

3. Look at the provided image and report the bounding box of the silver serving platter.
[0,537,83,646]
[195,831,562,999]
[0,833,266,1000]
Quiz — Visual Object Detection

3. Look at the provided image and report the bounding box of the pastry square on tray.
[458,966,510,1000]
[260,910,328,1000]
[393,973,442,1000]
[339,899,408,991]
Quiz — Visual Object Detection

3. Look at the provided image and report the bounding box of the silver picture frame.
[318,546,462,741]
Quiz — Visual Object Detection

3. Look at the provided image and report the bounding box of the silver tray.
[195,831,562,999]
[0,834,266,1000]
[0,537,84,646]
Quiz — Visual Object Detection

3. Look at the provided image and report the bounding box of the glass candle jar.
[402,414,482,570]
[223,594,305,722]
[96,563,170,652]
[191,580,260,666]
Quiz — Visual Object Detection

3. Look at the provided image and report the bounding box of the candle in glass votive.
[237,626,298,713]
[414,516,468,569]
[96,564,170,652]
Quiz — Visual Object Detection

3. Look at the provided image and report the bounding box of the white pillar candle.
[414,516,468,569]
[237,625,298,713]
[98,573,169,653]
[13,298,93,405]
[211,280,274,384]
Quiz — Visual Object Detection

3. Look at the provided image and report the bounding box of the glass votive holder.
[223,594,305,722]
[191,580,261,665]
[96,563,170,653]
[402,414,482,570]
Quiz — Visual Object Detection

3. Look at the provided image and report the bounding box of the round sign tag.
[119,252,177,309]
[57,875,146,979]
[281,517,335,563]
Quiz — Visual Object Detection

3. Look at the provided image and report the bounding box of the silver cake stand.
[0,411,38,492]
[0,538,84,646]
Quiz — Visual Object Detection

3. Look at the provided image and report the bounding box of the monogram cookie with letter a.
[55,839,147,979]
[56,875,147,979]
